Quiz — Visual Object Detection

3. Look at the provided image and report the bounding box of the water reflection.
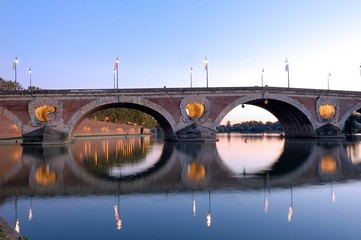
[1,136,361,197]
[2,135,361,239]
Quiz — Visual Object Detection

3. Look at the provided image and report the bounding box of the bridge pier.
[174,123,218,142]
[22,124,72,145]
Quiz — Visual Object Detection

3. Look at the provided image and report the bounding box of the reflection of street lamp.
[192,192,196,216]
[287,187,293,223]
[264,173,270,213]
[206,188,212,227]
[28,196,33,221]
[14,196,20,233]
[331,182,336,203]
[203,57,208,88]
[114,193,122,230]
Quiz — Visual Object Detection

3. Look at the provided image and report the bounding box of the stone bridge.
[1,86,361,144]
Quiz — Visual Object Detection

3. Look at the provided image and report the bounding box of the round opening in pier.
[319,104,336,120]
[185,102,205,119]
[35,105,56,122]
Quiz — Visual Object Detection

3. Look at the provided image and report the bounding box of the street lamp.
[190,67,193,88]
[28,67,32,90]
[285,58,289,88]
[203,57,208,88]
[13,56,19,90]
[327,72,331,90]
[114,57,119,89]
[261,68,264,87]
[113,68,116,89]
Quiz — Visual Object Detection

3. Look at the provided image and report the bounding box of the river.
[1,134,361,239]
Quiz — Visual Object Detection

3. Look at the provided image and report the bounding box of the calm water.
[1,134,361,239]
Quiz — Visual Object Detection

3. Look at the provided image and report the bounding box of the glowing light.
[192,197,196,216]
[114,204,122,230]
[14,219,20,233]
[187,162,206,181]
[287,206,293,223]
[28,208,33,221]
[185,102,205,119]
[35,105,56,122]
[35,164,57,185]
[320,155,337,174]
[319,104,336,120]
[206,213,212,227]
[264,197,269,213]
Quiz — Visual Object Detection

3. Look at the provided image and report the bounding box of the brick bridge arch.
[339,101,361,130]
[67,96,177,140]
[0,106,23,134]
[214,93,318,137]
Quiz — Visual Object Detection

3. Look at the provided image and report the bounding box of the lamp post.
[115,57,119,89]
[261,68,264,87]
[113,68,116,89]
[285,58,289,88]
[203,57,208,88]
[190,67,193,88]
[28,67,32,90]
[13,56,19,90]
[327,72,331,90]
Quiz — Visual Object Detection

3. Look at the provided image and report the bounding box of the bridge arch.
[214,93,318,137]
[0,106,23,136]
[339,101,361,130]
[67,96,177,140]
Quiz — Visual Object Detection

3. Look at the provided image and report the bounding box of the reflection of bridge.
[1,87,361,144]
[1,139,361,200]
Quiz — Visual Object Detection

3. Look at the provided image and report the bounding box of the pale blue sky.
[1,1,361,123]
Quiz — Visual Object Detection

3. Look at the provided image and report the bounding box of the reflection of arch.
[68,97,176,140]
[68,140,176,181]
[0,106,23,134]
[265,140,316,176]
[339,101,361,129]
[214,94,317,137]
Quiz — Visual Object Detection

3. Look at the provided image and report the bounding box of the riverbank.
[0,119,152,143]
[0,216,20,240]
[71,119,150,137]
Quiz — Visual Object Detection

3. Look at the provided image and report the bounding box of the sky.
[1,0,361,124]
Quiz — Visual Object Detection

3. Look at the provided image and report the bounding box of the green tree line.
[88,108,158,129]
[217,120,283,133]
